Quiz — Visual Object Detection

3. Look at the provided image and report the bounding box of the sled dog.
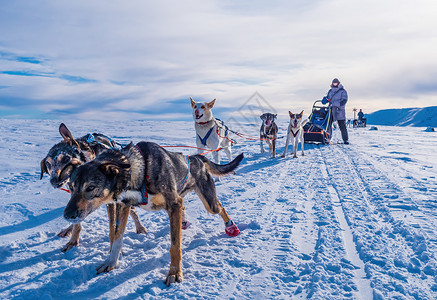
[191,97,233,164]
[259,113,278,157]
[40,123,146,251]
[63,142,243,286]
[282,111,306,158]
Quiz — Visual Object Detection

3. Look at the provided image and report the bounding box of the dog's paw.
[61,240,78,252]
[96,259,118,274]
[135,225,147,234]
[57,225,73,238]
[301,153,305,156]
[182,221,191,230]
[281,154,286,158]
[165,269,183,286]
[293,155,298,158]
[225,222,241,237]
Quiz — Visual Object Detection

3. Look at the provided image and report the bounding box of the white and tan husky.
[191,97,233,164]
[282,111,307,158]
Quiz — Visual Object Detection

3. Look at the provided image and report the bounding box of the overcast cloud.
[1,0,436,120]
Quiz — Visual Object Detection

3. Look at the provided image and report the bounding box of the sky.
[1,0,437,120]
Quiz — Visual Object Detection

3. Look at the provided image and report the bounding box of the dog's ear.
[40,158,48,180]
[190,97,196,108]
[260,114,265,120]
[122,142,134,151]
[59,123,80,149]
[289,111,294,118]
[207,99,216,109]
[99,162,130,178]
[299,110,304,116]
[274,114,278,119]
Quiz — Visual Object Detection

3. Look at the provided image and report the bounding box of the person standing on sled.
[325,78,349,144]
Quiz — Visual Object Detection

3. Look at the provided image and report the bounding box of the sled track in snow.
[346,146,437,238]
[317,146,373,300]
[325,144,436,299]
[339,145,437,255]
[281,145,368,299]
[221,151,321,298]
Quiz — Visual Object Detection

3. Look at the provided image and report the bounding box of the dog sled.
[353,118,367,128]
[303,100,332,144]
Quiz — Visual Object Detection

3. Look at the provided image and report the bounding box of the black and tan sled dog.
[63,141,243,286]
[40,123,146,251]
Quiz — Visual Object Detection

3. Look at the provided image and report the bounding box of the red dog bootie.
[182,221,191,230]
[225,220,240,237]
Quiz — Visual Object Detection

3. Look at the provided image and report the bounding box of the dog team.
[40,97,304,286]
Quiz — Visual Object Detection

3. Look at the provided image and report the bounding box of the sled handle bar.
[312,100,330,109]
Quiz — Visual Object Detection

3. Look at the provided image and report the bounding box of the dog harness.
[177,156,190,192]
[290,128,300,137]
[86,134,119,150]
[197,119,234,146]
[134,145,191,205]
[198,127,214,146]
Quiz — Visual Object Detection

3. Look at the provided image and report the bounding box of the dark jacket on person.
[327,84,348,121]
[358,111,364,120]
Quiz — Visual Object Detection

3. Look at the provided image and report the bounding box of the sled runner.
[304,100,332,144]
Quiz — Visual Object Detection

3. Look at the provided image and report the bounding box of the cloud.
[0,0,437,120]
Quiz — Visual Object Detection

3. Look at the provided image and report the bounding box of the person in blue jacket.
[358,109,364,120]
[326,78,349,144]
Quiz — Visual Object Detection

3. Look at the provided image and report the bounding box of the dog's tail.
[195,153,244,176]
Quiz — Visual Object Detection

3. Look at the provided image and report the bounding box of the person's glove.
[322,97,329,104]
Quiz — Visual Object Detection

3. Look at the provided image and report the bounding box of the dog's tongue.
[266,120,271,126]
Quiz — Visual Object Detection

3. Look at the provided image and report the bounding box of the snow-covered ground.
[0,119,436,299]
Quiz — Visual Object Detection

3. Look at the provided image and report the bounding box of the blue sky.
[1,0,437,120]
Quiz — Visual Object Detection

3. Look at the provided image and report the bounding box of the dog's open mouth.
[56,164,74,188]
[195,114,204,120]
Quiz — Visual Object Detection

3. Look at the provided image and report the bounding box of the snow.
[366,106,437,127]
[1,119,437,299]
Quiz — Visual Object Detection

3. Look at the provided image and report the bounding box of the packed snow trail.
[0,120,436,299]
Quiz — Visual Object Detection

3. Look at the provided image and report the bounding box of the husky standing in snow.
[191,97,233,164]
[63,142,243,286]
[259,113,278,158]
[282,111,307,158]
[40,123,147,251]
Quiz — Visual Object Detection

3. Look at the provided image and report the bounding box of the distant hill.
[365,106,437,127]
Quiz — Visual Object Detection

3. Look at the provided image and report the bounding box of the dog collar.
[197,120,212,125]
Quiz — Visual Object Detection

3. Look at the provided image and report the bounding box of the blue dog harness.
[197,118,234,146]
[198,127,214,146]
[177,156,190,192]
[86,134,119,150]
